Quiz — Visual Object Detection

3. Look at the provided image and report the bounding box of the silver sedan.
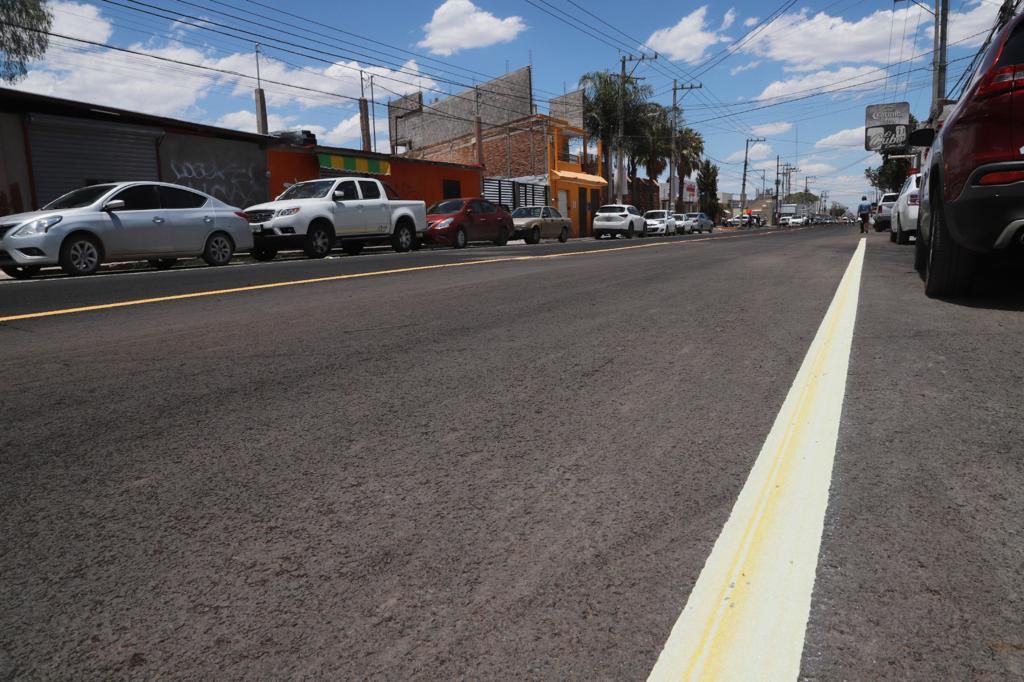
[0,182,253,278]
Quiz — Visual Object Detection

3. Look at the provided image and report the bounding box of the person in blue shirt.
[856,196,873,234]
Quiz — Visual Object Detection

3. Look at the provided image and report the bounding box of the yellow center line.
[0,228,806,324]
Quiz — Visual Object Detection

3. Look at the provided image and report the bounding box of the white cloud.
[13,2,437,120]
[944,0,1001,48]
[214,110,297,133]
[756,66,878,101]
[726,141,773,163]
[741,6,931,72]
[730,60,761,76]
[720,8,737,31]
[417,0,526,56]
[800,162,837,175]
[51,1,112,42]
[816,126,865,149]
[743,17,759,27]
[751,121,792,136]
[645,7,731,64]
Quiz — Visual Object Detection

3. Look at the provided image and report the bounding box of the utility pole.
[740,136,766,211]
[254,44,268,135]
[369,75,377,153]
[359,71,371,152]
[932,0,949,119]
[615,54,656,204]
[804,175,816,193]
[669,80,702,211]
[774,155,780,225]
[474,86,484,168]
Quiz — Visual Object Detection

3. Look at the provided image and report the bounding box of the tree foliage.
[785,191,819,205]
[865,158,912,194]
[696,159,720,221]
[829,203,848,218]
[579,70,651,193]
[0,0,52,84]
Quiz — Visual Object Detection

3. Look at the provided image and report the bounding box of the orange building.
[266,146,482,207]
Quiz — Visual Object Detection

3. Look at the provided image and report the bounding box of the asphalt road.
[1,226,1022,679]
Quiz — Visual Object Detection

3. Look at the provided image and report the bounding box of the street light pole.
[740,137,765,212]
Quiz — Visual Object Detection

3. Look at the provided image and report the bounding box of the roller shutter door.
[27,114,161,206]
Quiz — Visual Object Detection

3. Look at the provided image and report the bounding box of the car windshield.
[278,180,335,200]
[597,206,626,214]
[645,211,667,219]
[512,207,543,218]
[42,184,118,210]
[882,194,899,203]
[428,199,465,215]
[686,213,700,219]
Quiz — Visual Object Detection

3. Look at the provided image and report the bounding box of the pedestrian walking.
[856,196,872,234]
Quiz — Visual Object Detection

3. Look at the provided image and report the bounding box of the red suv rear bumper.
[946,161,1024,252]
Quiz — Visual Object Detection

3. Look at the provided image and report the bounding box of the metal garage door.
[27,114,161,206]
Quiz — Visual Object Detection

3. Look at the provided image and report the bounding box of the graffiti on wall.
[160,134,267,208]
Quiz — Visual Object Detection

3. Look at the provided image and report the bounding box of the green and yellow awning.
[318,153,390,175]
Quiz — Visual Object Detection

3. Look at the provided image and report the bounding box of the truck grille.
[245,210,274,224]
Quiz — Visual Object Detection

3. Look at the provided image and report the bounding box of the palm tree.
[579,70,652,200]
[674,127,704,210]
[696,159,720,221]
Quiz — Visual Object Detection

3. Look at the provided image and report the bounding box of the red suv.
[913,10,1024,296]
[422,197,514,249]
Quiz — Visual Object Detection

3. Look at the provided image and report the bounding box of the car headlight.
[433,217,453,229]
[13,215,62,236]
[275,207,300,217]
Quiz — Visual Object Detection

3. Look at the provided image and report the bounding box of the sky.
[9,0,1006,208]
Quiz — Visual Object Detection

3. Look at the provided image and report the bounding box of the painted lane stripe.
[0,228,807,323]
[648,238,866,682]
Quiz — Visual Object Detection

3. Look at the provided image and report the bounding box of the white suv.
[593,204,645,239]
[643,210,676,235]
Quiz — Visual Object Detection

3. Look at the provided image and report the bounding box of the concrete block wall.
[390,67,534,151]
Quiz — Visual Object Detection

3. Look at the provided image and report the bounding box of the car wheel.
[559,226,569,243]
[529,226,541,244]
[914,226,928,274]
[411,236,422,251]
[627,223,635,239]
[1,265,40,280]
[251,244,278,261]
[304,223,334,258]
[392,220,415,253]
[202,232,234,267]
[453,227,467,249]
[59,234,101,276]
[924,197,975,297]
[890,226,897,243]
[148,258,178,270]
[708,226,713,233]
[342,241,365,256]
[494,226,509,246]
[593,231,602,240]
[896,217,908,245]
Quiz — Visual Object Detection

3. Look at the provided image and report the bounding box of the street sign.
[865,102,910,152]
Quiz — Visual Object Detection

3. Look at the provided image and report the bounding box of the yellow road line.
[0,229,804,323]
[648,238,866,682]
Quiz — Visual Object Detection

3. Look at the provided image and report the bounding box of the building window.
[442,179,461,199]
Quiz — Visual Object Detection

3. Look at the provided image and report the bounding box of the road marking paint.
[0,228,807,323]
[648,237,866,682]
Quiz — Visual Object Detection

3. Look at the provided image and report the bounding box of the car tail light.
[975,64,1024,99]
[234,211,247,219]
[976,170,1024,185]
[909,192,919,205]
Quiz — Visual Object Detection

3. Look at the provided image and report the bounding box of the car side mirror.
[333,190,345,201]
[908,128,935,148]
[465,207,474,216]
[103,199,125,212]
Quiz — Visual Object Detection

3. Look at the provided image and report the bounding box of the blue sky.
[13,0,1004,207]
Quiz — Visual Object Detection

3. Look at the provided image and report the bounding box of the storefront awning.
[551,169,607,188]
[318,153,390,175]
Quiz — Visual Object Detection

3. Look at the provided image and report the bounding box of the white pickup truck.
[244,177,427,259]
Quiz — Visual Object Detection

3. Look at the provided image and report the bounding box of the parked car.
[673,213,687,229]
[911,11,1024,296]
[422,197,514,248]
[891,172,921,245]
[244,177,426,259]
[728,216,742,227]
[680,212,713,233]
[779,216,792,226]
[511,205,570,244]
[789,215,807,226]
[873,192,900,232]
[593,204,645,239]
[0,181,252,278]
[643,210,676,236]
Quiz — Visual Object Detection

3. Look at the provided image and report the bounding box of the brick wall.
[410,118,552,180]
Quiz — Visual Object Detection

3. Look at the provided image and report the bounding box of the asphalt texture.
[1,226,1022,679]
